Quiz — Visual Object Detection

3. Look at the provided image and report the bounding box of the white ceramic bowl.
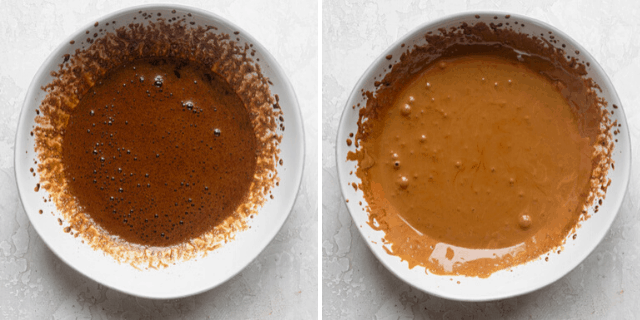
[336,12,631,301]
[15,4,304,299]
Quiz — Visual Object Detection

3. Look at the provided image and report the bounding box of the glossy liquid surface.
[61,58,257,247]
[357,54,595,276]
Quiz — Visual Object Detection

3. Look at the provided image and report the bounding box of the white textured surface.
[323,1,639,319]
[0,0,317,319]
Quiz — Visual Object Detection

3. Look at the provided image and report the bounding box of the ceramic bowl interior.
[336,12,631,301]
[14,4,304,299]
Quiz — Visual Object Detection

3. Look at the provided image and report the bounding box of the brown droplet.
[401,104,411,116]
[397,176,409,189]
[518,214,532,229]
[445,247,454,260]
[346,138,352,146]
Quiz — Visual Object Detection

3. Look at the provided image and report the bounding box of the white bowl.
[336,12,631,301]
[14,4,305,299]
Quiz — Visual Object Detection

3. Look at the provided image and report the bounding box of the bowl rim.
[335,10,632,302]
[14,2,306,299]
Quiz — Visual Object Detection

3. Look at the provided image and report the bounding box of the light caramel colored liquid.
[356,54,595,277]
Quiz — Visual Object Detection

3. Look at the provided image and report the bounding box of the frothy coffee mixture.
[348,20,616,277]
[34,15,282,267]
[62,58,256,247]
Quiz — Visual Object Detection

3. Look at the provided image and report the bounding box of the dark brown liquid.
[61,58,257,247]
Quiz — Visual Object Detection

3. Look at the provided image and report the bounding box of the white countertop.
[0,0,317,319]
[322,0,639,319]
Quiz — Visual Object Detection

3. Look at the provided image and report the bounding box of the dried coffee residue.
[348,21,615,277]
[34,17,282,268]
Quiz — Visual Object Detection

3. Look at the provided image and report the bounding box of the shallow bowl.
[336,11,631,301]
[15,4,305,299]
